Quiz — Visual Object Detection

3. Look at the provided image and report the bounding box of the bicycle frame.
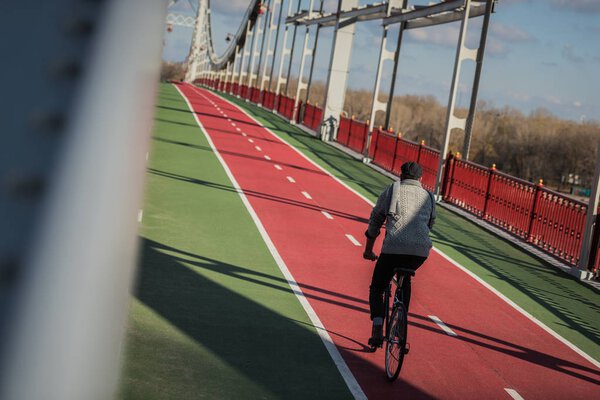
[384,273,405,340]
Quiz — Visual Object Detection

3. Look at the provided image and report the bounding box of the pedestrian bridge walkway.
[117,83,600,400]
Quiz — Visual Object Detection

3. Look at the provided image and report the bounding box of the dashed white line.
[264,155,271,160]
[274,164,282,170]
[255,146,262,151]
[428,316,458,337]
[231,122,236,127]
[236,127,241,131]
[137,209,143,223]
[227,118,232,121]
[345,234,361,246]
[242,132,248,137]
[505,389,525,400]
[248,138,254,143]
[223,114,228,118]
[286,176,295,183]
[301,191,312,200]
[321,211,333,220]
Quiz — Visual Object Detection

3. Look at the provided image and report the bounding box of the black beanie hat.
[401,162,423,179]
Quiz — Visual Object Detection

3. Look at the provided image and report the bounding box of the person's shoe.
[368,323,384,349]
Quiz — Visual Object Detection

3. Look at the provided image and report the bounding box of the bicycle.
[370,267,415,381]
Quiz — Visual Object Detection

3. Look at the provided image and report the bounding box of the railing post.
[391,133,401,172]
[527,179,544,242]
[441,152,455,200]
[417,139,424,163]
[482,164,496,219]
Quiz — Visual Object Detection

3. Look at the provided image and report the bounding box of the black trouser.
[369,253,427,320]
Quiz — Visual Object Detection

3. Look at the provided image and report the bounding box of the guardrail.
[197,82,599,274]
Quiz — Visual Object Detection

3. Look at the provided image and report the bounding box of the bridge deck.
[117,83,599,399]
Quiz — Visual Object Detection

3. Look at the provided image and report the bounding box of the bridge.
[1,1,599,399]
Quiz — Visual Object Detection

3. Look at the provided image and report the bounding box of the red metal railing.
[443,156,589,265]
[343,117,369,154]
[302,103,323,131]
[201,79,597,271]
[372,129,396,171]
[336,116,351,146]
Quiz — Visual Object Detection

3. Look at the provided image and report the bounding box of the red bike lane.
[178,84,600,399]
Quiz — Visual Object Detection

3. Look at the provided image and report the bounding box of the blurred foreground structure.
[0,1,167,399]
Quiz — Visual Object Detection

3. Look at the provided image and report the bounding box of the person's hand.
[363,251,378,261]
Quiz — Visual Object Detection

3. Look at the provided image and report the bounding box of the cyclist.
[363,161,436,347]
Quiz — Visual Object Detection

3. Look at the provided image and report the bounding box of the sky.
[163,0,600,122]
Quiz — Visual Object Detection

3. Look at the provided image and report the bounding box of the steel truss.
[189,0,497,197]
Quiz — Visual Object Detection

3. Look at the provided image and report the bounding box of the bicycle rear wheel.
[385,304,408,381]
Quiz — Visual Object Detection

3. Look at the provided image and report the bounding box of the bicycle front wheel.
[385,304,408,381]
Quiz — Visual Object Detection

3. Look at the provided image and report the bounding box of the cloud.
[490,23,533,43]
[211,0,250,16]
[406,26,458,47]
[562,44,585,63]
[550,0,600,13]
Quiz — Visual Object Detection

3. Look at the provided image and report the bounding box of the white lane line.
[242,132,248,137]
[207,88,600,371]
[248,138,254,143]
[428,316,458,337]
[137,209,143,223]
[176,84,367,400]
[321,211,333,220]
[286,176,295,183]
[236,127,241,132]
[505,389,525,400]
[301,191,312,200]
[231,122,236,126]
[345,234,361,247]
[223,114,228,118]
[264,155,271,160]
[274,164,282,170]
[255,146,262,152]
[227,118,232,121]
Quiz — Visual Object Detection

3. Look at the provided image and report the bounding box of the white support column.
[275,0,296,96]
[292,18,315,123]
[246,12,264,89]
[579,140,600,272]
[238,20,252,94]
[185,0,209,82]
[259,0,282,102]
[230,45,241,93]
[363,0,406,155]
[322,0,359,131]
[434,0,474,198]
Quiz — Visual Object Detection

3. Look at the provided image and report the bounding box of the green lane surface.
[218,90,600,364]
[117,84,352,399]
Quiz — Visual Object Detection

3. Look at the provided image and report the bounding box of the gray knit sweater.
[366,179,436,257]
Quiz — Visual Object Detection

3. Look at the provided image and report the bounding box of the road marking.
[274,164,282,170]
[321,211,333,220]
[137,209,143,223]
[242,132,247,136]
[227,118,232,121]
[236,127,241,132]
[177,84,367,400]
[264,155,271,160]
[505,389,525,400]
[231,122,236,126]
[345,234,361,246]
[301,191,312,199]
[286,176,295,183]
[223,114,228,118]
[209,88,600,370]
[428,316,458,337]
[248,138,254,143]
[255,146,262,152]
